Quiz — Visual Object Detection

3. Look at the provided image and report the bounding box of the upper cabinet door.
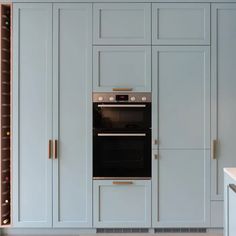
[52,4,92,227]
[93,3,151,45]
[152,46,210,149]
[93,46,151,92]
[12,3,53,227]
[211,4,236,201]
[152,3,210,45]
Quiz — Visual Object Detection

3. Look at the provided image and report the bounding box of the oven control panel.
[93,93,151,103]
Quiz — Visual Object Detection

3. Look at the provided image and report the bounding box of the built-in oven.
[93,93,151,179]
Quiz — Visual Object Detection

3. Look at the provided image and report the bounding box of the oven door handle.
[97,104,146,108]
[97,133,146,137]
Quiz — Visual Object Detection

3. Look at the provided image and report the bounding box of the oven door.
[93,130,151,178]
[93,103,151,130]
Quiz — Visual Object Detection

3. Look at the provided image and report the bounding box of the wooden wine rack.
[0,4,11,227]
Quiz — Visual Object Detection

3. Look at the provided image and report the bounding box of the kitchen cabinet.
[12,3,92,228]
[152,3,210,45]
[211,4,236,227]
[152,46,210,227]
[93,3,151,45]
[52,3,92,228]
[93,180,151,228]
[93,46,151,92]
[12,3,53,227]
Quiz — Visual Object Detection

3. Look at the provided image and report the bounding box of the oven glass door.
[93,103,151,130]
[93,131,151,178]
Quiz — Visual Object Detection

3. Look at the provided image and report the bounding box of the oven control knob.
[109,96,114,101]
[130,96,136,101]
[98,96,103,101]
[141,96,147,101]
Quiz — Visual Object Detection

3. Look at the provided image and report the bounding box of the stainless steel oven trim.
[97,104,146,108]
[93,92,151,103]
[97,133,146,137]
[93,177,151,180]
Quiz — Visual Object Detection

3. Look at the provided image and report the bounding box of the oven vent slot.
[97,228,149,233]
[154,228,207,233]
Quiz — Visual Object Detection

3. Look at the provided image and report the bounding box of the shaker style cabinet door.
[12,3,53,227]
[152,46,210,227]
[93,46,151,92]
[210,4,236,227]
[52,4,92,227]
[152,3,210,45]
[93,180,151,228]
[211,4,236,201]
[93,3,151,45]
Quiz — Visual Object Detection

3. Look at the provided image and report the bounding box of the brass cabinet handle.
[112,88,133,92]
[112,181,133,185]
[48,140,52,159]
[212,139,217,160]
[54,140,58,159]
[154,154,159,160]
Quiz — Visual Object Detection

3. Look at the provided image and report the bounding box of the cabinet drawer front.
[93,3,151,45]
[93,180,151,228]
[152,3,210,45]
[93,46,151,92]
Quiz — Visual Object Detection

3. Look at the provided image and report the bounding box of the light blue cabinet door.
[52,3,92,227]
[93,180,151,228]
[152,46,210,150]
[93,46,151,92]
[152,150,210,227]
[93,3,151,45]
[152,46,210,227]
[152,3,210,45]
[211,4,236,202]
[12,3,53,227]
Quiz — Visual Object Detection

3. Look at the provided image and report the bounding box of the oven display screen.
[116,95,128,101]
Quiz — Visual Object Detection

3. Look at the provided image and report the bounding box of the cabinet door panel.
[12,3,52,227]
[211,4,236,202]
[93,46,151,92]
[53,3,92,227]
[152,150,210,227]
[93,180,151,228]
[152,3,210,45]
[93,3,151,45]
[152,46,210,149]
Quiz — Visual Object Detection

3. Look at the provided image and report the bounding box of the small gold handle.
[153,139,159,145]
[54,140,58,159]
[112,181,133,185]
[48,140,52,159]
[212,139,217,160]
[112,88,133,92]
[154,154,159,160]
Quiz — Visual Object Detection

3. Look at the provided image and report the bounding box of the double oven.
[93,93,151,179]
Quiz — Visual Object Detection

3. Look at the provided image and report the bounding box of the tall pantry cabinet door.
[152,46,210,227]
[12,4,53,227]
[52,4,92,227]
[211,4,236,201]
[210,4,236,227]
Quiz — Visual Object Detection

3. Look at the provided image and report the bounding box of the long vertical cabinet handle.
[48,140,52,159]
[54,140,58,159]
[212,139,217,160]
